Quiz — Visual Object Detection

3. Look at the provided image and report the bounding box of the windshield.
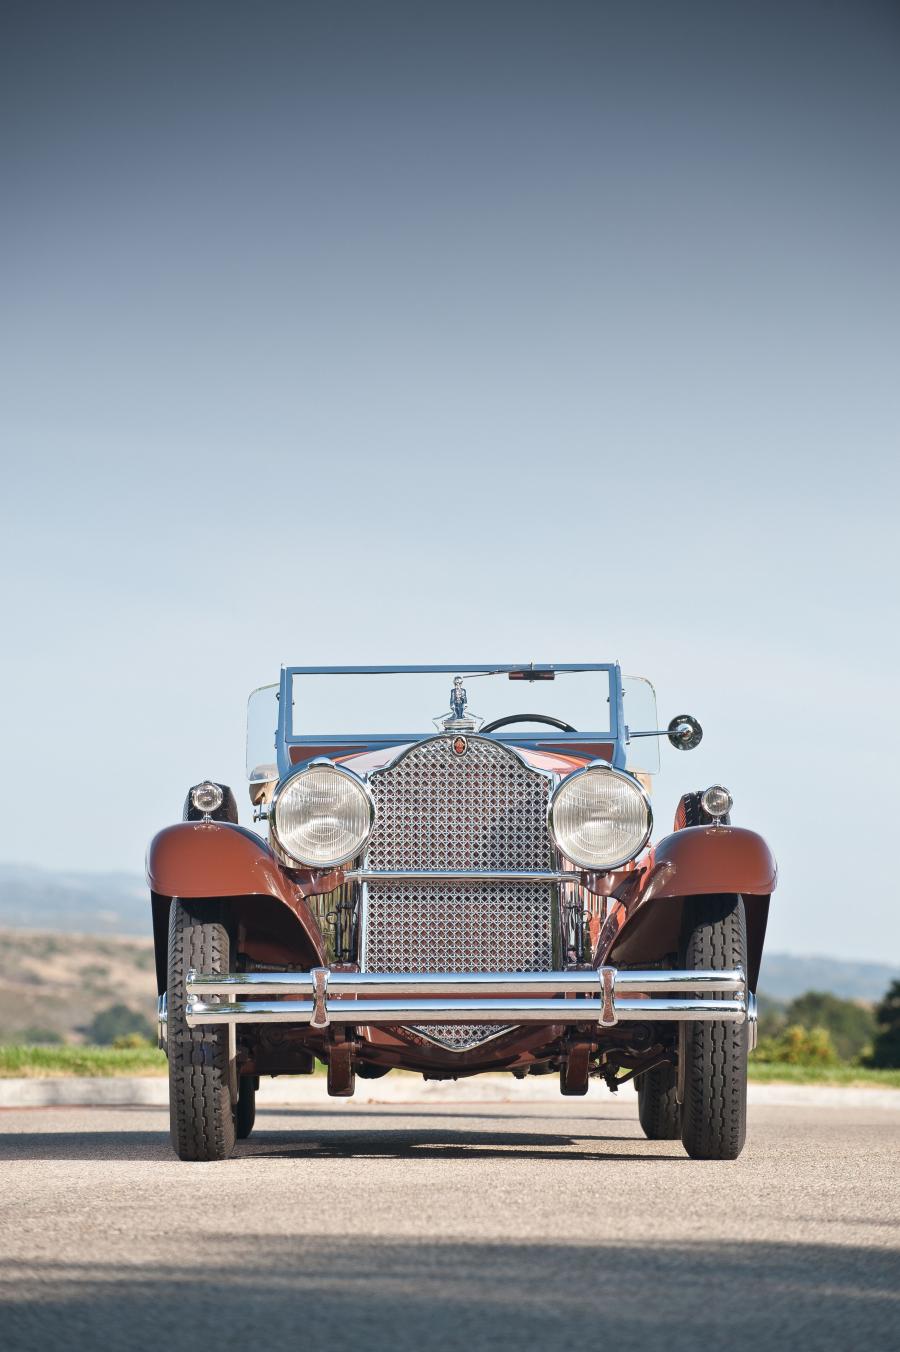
[287,667,614,738]
[246,684,279,783]
[623,674,660,774]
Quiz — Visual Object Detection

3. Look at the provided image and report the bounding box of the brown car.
[147,664,776,1161]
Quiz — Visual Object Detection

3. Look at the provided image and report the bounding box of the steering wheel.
[480,713,577,734]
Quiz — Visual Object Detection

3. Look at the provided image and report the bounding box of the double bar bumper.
[184,967,748,1031]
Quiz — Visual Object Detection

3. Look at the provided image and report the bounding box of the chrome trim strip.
[186,994,746,1026]
[346,869,582,884]
[184,966,748,1028]
[187,967,746,997]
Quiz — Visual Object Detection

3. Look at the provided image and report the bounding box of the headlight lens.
[549,764,652,870]
[191,781,223,815]
[273,764,373,868]
[701,784,733,819]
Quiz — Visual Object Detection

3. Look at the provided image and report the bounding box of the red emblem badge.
[452,736,468,756]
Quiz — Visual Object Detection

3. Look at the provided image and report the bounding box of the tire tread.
[679,894,748,1160]
[637,1063,681,1139]
[167,898,236,1161]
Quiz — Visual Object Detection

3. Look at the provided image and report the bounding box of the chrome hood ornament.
[434,675,482,732]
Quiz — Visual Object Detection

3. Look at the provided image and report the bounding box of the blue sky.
[1,2,898,961]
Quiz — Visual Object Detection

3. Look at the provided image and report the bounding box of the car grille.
[362,735,557,1051]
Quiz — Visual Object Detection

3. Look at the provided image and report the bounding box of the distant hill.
[0,929,156,1044]
[757,953,898,1004]
[0,863,897,1005]
[0,863,149,937]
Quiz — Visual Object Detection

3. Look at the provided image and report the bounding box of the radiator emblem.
[452,735,468,756]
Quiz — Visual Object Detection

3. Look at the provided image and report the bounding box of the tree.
[753,1024,838,1066]
[869,980,900,1069]
[784,991,875,1062]
[85,1003,155,1046]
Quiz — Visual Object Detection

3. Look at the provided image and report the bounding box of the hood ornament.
[434,675,482,733]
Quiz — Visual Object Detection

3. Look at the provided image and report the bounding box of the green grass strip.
[0,1044,168,1078]
[1,1044,899,1087]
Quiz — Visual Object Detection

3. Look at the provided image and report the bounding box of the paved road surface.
[2,1093,898,1351]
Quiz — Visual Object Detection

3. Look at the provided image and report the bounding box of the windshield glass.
[246,684,279,782]
[623,674,660,773]
[288,668,613,737]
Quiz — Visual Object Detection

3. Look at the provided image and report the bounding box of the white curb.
[1,1075,898,1110]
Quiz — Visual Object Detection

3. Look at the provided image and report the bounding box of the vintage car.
[147,663,776,1162]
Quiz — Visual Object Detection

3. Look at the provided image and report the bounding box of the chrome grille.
[362,736,556,1051]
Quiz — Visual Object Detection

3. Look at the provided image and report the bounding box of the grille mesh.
[362,737,556,1051]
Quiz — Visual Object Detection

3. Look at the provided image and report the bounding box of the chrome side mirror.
[667,714,703,750]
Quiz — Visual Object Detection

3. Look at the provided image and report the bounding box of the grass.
[0,1044,167,1078]
[1,1044,899,1087]
[747,1060,900,1088]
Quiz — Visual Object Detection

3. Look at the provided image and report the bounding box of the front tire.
[167,898,237,1162]
[636,1062,681,1139]
[679,894,748,1160]
[235,1076,257,1139]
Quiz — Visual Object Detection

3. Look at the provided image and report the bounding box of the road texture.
[2,1091,898,1352]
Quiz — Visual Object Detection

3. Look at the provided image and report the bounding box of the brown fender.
[147,822,328,992]
[600,826,777,990]
[647,825,776,898]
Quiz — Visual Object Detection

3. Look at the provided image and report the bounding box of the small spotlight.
[191,782,224,815]
[701,785,733,819]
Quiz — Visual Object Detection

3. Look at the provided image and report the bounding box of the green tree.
[869,980,900,1069]
[784,990,875,1062]
[16,1026,63,1045]
[85,1003,155,1046]
[756,993,787,1040]
[753,1024,839,1066]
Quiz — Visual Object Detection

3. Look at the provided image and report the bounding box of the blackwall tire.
[679,894,748,1161]
[167,898,237,1162]
[636,1063,681,1140]
[235,1076,257,1140]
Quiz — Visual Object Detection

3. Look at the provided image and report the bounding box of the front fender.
[646,825,777,899]
[597,826,777,990]
[146,822,328,991]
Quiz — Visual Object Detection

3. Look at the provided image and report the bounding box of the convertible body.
[148,664,776,1159]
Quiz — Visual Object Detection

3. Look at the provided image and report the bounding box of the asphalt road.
[2,1094,898,1352]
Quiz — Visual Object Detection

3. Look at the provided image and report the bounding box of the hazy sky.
[2,2,898,962]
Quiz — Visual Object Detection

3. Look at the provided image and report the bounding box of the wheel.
[235,1076,257,1139]
[636,1062,681,1139]
[679,894,748,1160]
[167,897,237,1162]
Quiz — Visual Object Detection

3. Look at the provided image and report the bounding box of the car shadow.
[240,1127,679,1162]
[3,1238,896,1351]
[252,1105,629,1122]
[0,1113,672,1164]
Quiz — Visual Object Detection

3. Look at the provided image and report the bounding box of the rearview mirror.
[667,714,703,750]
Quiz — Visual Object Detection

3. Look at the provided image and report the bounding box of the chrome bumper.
[184,967,748,1030]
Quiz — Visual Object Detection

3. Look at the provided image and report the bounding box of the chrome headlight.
[549,763,652,870]
[190,781,223,815]
[273,763,374,868]
[701,784,733,819]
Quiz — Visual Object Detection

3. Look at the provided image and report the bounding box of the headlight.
[701,784,733,819]
[191,782,223,815]
[273,763,374,868]
[549,763,652,870]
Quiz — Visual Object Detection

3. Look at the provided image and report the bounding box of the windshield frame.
[274,663,626,777]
